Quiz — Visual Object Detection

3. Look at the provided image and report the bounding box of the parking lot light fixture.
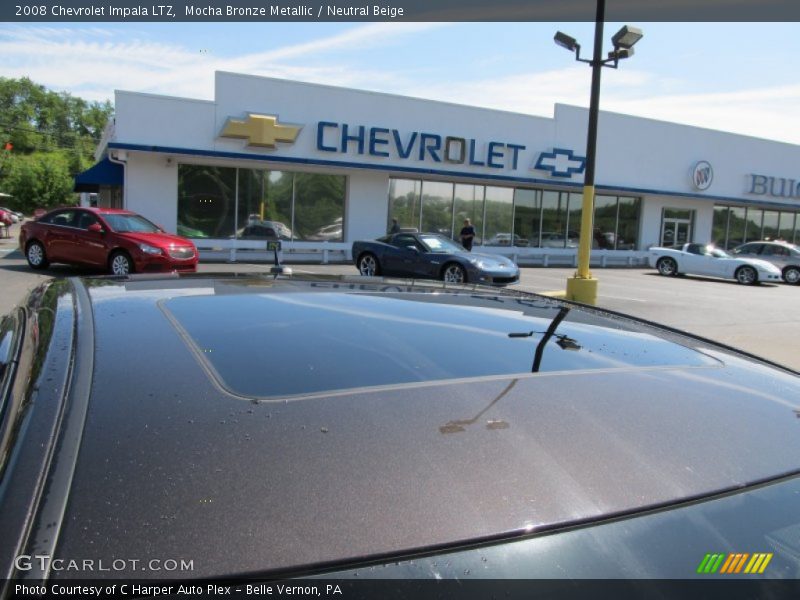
[554,31,579,52]
[611,25,643,50]
[554,0,642,305]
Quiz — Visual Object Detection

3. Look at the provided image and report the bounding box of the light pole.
[555,4,642,304]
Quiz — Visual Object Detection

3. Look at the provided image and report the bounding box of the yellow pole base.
[566,276,599,305]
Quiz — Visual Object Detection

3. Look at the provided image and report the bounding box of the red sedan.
[19,207,198,275]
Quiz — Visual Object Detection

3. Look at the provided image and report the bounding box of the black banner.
[6,579,800,600]
[2,0,800,22]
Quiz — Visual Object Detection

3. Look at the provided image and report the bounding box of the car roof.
[85,207,135,215]
[20,274,800,579]
[741,240,795,247]
[43,207,135,216]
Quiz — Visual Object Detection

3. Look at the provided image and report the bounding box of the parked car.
[540,231,579,248]
[308,220,343,242]
[0,209,12,227]
[19,207,198,275]
[353,231,519,285]
[0,208,19,223]
[1,272,800,585]
[176,223,210,239]
[235,219,292,240]
[730,241,800,285]
[486,233,529,247]
[649,242,782,285]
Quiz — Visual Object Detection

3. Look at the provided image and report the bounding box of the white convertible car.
[649,243,782,285]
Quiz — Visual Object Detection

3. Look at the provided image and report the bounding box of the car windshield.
[103,213,160,233]
[419,234,464,253]
[707,247,730,258]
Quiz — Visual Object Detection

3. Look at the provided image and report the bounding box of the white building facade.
[93,71,800,265]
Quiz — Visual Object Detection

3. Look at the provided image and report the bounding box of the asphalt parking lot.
[1,226,798,371]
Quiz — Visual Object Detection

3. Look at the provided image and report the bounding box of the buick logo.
[692,161,713,191]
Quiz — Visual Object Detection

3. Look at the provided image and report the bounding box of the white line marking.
[599,295,647,303]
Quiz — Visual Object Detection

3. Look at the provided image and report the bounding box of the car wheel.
[26,240,49,269]
[782,266,800,285]
[109,251,134,275]
[357,253,380,276]
[442,263,467,284]
[735,265,758,285]
[656,257,677,276]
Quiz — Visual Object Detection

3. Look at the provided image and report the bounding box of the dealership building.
[79,70,800,265]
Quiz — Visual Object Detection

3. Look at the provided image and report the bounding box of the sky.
[2,21,800,145]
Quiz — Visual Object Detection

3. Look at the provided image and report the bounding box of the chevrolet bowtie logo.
[533,148,586,178]
[219,114,302,148]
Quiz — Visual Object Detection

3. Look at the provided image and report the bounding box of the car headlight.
[138,243,163,255]
[468,258,486,268]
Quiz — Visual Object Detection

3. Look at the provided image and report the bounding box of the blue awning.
[74,157,123,192]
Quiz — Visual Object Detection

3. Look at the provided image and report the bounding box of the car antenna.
[267,240,292,277]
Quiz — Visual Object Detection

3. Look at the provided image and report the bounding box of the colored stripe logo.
[697,553,772,574]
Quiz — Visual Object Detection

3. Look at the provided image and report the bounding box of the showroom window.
[421,181,455,237]
[726,207,747,249]
[713,204,798,247]
[712,206,730,248]
[615,197,640,250]
[512,188,540,248]
[178,165,237,239]
[593,195,618,249]
[387,177,641,250]
[453,184,485,245]
[779,212,796,243]
[178,165,345,241]
[294,172,346,242]
[483,186,515,246]
[388,179,421,233]
[744,208,763,243]
[540,191,571,249]
[762,210,780,242]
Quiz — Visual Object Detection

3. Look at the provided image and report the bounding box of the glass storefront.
[540,191,571,248]
[387,178,641,250]
[713,204,799,248]
[512,188,540,248]
[483,186,514,246]
[615,197,640,250]
[178,165,345,242]
[453,184,485,245]
[744,208,763,243]
[387,179,421,232]
[712,206,730,248]
[177,166,236,239]
[420,181,455,237]
[779,212,796,243]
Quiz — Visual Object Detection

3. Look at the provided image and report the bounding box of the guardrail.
[195,240,352,264]
[194,240,648,267]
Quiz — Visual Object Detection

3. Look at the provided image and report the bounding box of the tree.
[0,77,114,211]
[3,152,74,213]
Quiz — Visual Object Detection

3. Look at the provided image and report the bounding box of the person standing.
[389,218,400,234]
[460,218,475,251]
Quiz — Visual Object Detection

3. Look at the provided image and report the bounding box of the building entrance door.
[661,219,691,247]
[661,208,695,247]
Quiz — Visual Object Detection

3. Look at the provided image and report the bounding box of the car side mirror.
[88,223,104,234]
[405,245,419,253]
